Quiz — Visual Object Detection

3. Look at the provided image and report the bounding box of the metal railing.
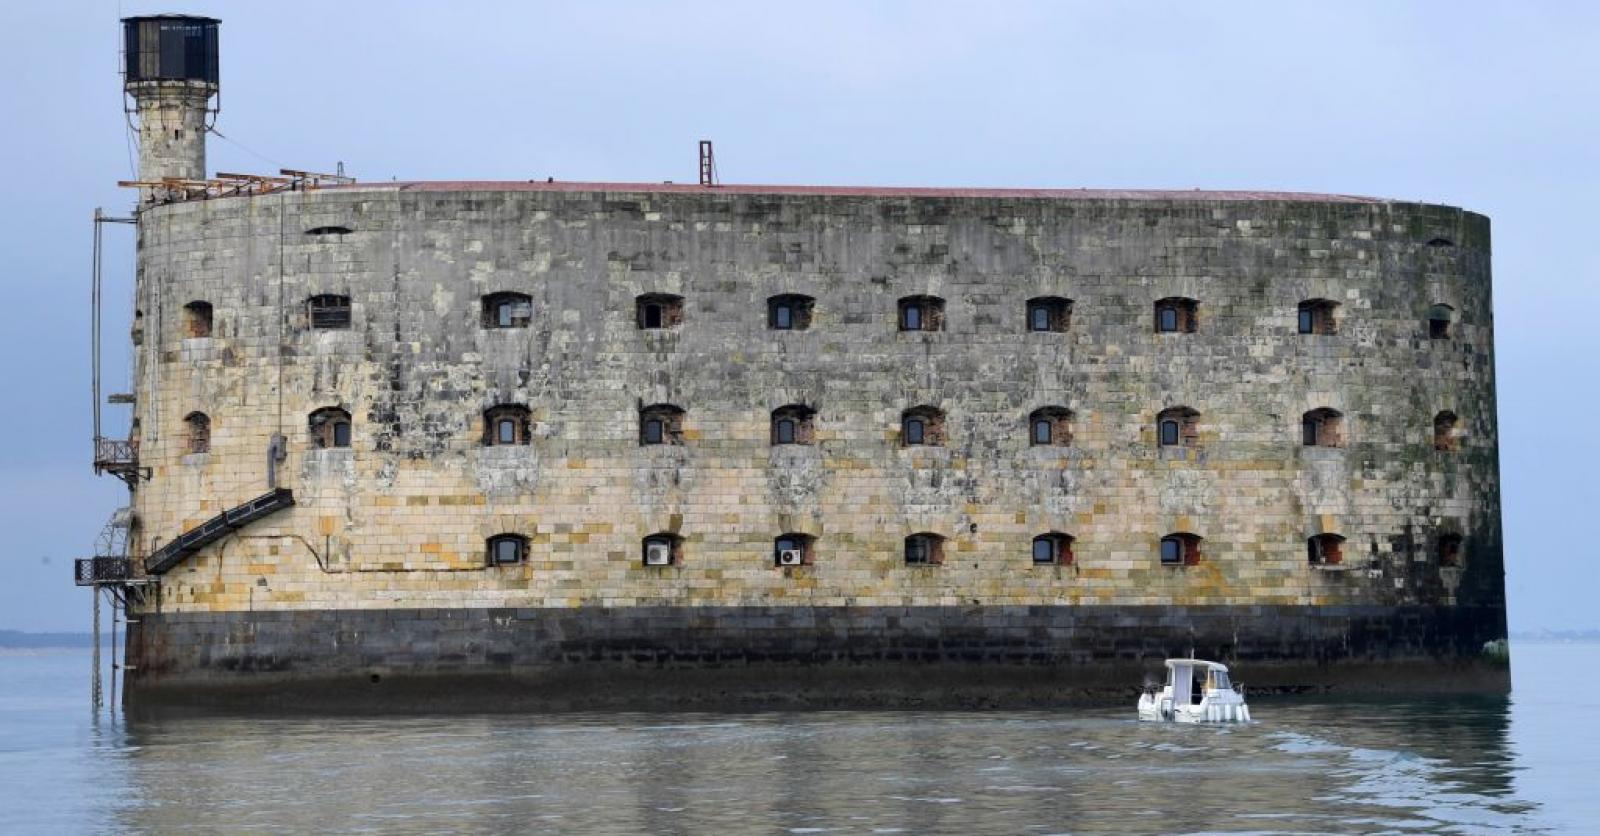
[74,557,133,586]
[92,436,140,470]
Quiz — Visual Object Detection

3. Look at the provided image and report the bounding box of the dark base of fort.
[123,605,1510,712]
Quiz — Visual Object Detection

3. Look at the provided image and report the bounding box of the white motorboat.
[1137,658,1251,723]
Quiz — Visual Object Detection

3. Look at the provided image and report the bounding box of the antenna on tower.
[698,140,717,186]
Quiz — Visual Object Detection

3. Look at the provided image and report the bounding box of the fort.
[83,16,1507,709]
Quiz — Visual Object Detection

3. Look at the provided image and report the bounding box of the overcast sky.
[2,2,1595,633]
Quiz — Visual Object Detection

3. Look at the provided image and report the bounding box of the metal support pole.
[92,209,102,444]
[90,588,102,712]
[109,590,119,711]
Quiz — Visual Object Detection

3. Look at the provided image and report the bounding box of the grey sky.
[2,1,1594,632]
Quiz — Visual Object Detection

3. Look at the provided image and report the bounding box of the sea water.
[2,643,1594,834]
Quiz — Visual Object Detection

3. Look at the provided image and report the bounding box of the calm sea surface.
[2,643,1595,834]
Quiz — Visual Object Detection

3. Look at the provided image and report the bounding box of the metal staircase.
[145,488,295,575]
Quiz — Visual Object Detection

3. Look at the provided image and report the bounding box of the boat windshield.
[1210,670,1231,690]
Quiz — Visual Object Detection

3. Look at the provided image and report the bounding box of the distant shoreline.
[0,630,98,649]
[1510,631,1600,644]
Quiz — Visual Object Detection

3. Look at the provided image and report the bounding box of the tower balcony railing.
[74,557,134,586]
[92,436,140,472]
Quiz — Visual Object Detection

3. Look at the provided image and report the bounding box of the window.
[482,292,532,329]
[901,406,946,447]
[1426,237,1455,248]
[1301,408,1344,448]
[1028,407,1073,447]
[771,405,816,445]
[636,294,684,330]
[1154,298,1198,333]
[640,404,685,445]
[486,534,527,566]
[182,300,213,338]
[1307,534,1345,566]
[1032,533,1074,566]
[768,294,815,331]
[1438,533,1463,567]
[904,533,945,566]
[183,411,210,454]
[308,294,351,329]
[1297,299,1338,335]
[309,407,352,449]
[1160,533,1202,565]
[1428,304,1454,340]
[1026,297,1073,333]
[642,533,683,566]
[1433,411,1459,451]
[774,534,816,567]
[898,295,945,332]
[304,225,353,237]
[483,404,531,446]
[1157,407,1200,448]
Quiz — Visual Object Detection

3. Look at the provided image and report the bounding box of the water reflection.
[96,700,1543,834]
[11,648,1587,834]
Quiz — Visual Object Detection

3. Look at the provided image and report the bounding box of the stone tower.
[122,15,219,184]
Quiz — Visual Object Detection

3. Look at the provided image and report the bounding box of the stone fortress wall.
[123,183,1506,702]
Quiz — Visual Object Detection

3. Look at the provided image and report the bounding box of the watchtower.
[122,15,219,184]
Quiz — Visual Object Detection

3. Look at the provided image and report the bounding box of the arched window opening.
[1028,407,1073,447]
[771,405,817,446]
[1026,297,1073,333]
[182,300,213,338]
[1434,411,1460,452]
[486,533,527,566]
[1301,408,1344,448]
[643,533,684,566]
[1426,237,1456,248]
[1438,533,1464,567]
[483,404,531,446]
[768,294,815,331]
[1154,297,1198,333]
[901,405,946,447]
[183,411,210,454]
[304,225,354,237]
[774,533,817,567]
[1297,299,1338,335]
[482,292,532,329]
[309,407,352,449]
[1307,533,1345,566]
[307,294,352,330]
[640,404,685,446]
[1428,304,1454,340]
[636,294,684,330]
[898,295,945,332]
[1032,533,1075,566]
[904,533,945,566]
[1157,407,1200,448]
[1160,533,1202,566]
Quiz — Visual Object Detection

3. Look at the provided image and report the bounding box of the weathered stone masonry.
[122,182,1506,704]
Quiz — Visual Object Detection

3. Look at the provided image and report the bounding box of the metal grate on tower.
[699,140,716,186]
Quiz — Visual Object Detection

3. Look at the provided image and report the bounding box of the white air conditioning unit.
[645,542,672,566]
[777,549,803,566]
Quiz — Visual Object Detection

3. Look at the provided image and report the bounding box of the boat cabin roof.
[1164,658,1230,672]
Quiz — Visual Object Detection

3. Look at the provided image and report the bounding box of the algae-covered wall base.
[125,604,1509,710]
